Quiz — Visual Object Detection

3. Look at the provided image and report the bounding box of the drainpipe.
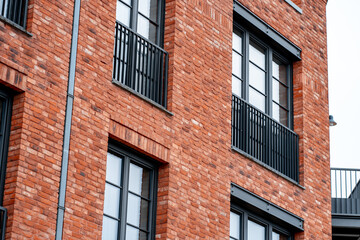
[55,0,81,239]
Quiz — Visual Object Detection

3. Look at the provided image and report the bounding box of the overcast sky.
[327,0,360,168]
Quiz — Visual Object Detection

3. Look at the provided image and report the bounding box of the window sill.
[0,15,32,37]
[231,145,305,189]
[284,0,303,14]
[112,80,174,116]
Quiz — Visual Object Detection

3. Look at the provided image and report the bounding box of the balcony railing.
[0,206,6,240]
[231,95,299,182]
[0,0,28,28]
[113,21,169,108]
[331,168,360,215]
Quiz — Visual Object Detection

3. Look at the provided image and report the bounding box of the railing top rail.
[331,167,360,171]
[232,94,298,136]
[115,20,168,54]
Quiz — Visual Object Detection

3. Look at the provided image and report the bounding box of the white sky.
[327,0,360,168]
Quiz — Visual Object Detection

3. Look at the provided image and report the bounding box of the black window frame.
[0,86,13,206]
[230,205,293,240]
[102,141,159,240]
[230,184,304,240]
[232,22,294,129]
[113,0,169,109]
[116,0,165,47]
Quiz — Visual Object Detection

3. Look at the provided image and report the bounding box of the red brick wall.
[0,0,330,239]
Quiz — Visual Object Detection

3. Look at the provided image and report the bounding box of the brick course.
[0,0,331,239]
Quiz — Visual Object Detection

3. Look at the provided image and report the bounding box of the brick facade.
[0,0,331,239]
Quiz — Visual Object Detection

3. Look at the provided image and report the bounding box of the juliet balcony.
[231,95,299,182]
[112,21,169,108]
[0,0,28,28]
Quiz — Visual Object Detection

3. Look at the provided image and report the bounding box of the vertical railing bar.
[140,39,146,95]
[158,51,164,105]
[22,0,29,28]
[163,53,168,107]
[113,22,119,81]
[120,26,127,84]
[158,50,164,104]
[17,0,24,25]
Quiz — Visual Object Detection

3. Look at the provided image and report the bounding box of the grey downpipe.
[55,0,81,239]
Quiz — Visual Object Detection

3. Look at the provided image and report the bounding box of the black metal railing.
[0,206,6,240]
[113,21,169,108]
[232,95,299,182]
[0,0,28,28]
[331,168,360,215]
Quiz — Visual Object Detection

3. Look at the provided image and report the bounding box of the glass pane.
[102,216,119,240]
[272,231,288,240]
[273,59,287,85]
[248,220,266,240]
[103,183,121,218]
[116,1,131,27]
[249,63,265,94]
[127,193,149,229]
[272,60,279,79]
[272,79,288,108]
[273,103,288,126]
[279,64,287,85]
[232,31,242,54]
[138,0,158,22]
[232,51,242,78]
[232,76,242,97]
[273,103,280,122]
[249,88,265,112]
[106,153,122,186]
[249,41,265,69]
[230,212,240,239]
[137,15,157,43]
[126,225,139,240]
[129,163,150,198]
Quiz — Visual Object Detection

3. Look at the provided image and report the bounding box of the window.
[231,2,301,182]
[230,209,292,240]
[102,144,158,240]
[230,184,303,240]
[116,0,163,45]
[113,0,168,108]
[0,0,29,28]
[232,27,292,127]
[0,86,13,206]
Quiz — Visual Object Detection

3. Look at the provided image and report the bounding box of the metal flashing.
[233,1,302,60]
[284,0,303,14]
[231,183,304,231]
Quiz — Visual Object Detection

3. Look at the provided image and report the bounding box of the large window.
[0,87,12,206]
[232,27,292,127]
[113,0,168,108]
[102,144,158,240]
[230,209,291,240]
[231,2,301,182]
[230,184,303,240]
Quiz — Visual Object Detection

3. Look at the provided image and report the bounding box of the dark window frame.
[116,0,166,47]
[0,86,13,206]
[233,22,294,129]
[102,141,159,240]
[230,205,293,240]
